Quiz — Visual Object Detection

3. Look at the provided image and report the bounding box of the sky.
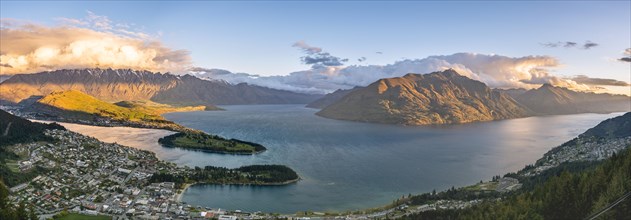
[1,1,630,95]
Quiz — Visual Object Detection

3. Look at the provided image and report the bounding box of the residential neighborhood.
[523,136,631,177]
[5,129,270,219]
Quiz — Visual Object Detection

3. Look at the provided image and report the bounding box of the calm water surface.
[54,106,623,213]
[159,105,623,213]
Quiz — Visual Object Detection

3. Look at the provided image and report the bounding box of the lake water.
[50,106,623,213]
[157,105,623,213]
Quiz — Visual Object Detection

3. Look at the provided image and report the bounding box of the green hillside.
[30,90,264,154]
[30,90,211,131]
[114,100,220,115]
[35,90,168,122]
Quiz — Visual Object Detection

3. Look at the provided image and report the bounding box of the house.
[200,211,216,218]
[218,215,238,220]
[9,183,28,193]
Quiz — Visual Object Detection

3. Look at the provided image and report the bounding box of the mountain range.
[512,83,630,115]
[305,87,362,109]
[313,69,630,125]
[1,68,628,126]
[0,68,321,106]
[316,69,533,125]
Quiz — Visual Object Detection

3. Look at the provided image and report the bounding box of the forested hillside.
[0,110,64,147]
[0,110,65,187]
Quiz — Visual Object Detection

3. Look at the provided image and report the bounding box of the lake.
[160,105,622,213]
[52,105,623,213]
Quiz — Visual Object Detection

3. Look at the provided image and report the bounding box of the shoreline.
[160,143,266,155]
[175,183,193,203]
[32,118,266,155]
[175,177,300,203]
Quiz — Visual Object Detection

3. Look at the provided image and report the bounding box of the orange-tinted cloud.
[0,16,190,75]
[192,53,627,95]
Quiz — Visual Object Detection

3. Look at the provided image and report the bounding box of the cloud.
[292,41,348,68]
[292,40,322,54]
[56,11,152,40]
[542,41,577,48]
[582,41,598,49]
[191,52,606,94]
[55,17,88,26]
[357,57,367,62]
[85,10,112,30]
[541,41,599,50]
[618,48,631,62]
[301,53,348,67]
[568,75,630,86]
[0,13,191,75]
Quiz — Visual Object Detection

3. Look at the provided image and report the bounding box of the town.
[6,129,273,219]
[522,136,631,177]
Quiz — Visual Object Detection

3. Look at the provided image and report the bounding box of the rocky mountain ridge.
[0,68,321,106]
[316,69,532,125]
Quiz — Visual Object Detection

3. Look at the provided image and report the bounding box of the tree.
[0,181,17,219]
[28,205,37,220]
[16,201,27,220]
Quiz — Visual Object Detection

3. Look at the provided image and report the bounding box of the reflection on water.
[52,106,624,213]
[166,106,622,213]
[50,122,190,162]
